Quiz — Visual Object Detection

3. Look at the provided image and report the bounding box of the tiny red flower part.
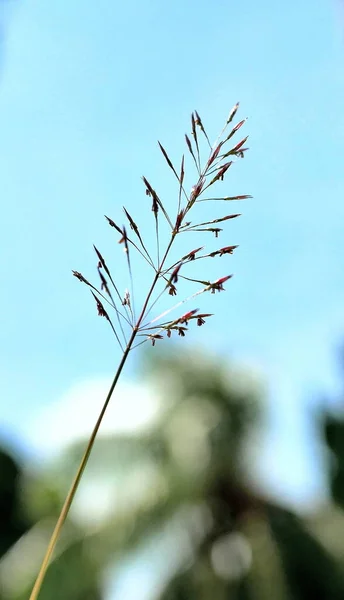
[98,268,107,291]
[207,143,223,167]
[219,245,238,256]
[171,263,182,284]
[91,292,109,319]
[194,110,204,130]
[167,329,172,338]
[230,136,248,154]
[185,134,193,153]
[209,246,238,258]
[72,270,86,282]
[178,327,186,337]
[142,176,153,196]
[217,162,232,181]
[118,226,129,249]
[104,216,123,235]
[195,313,212,326]
[119,226,129,253]
[122,290,131,307]
[216,275,232,285]
[168,284,177,296]
[190,178,204,203]
[174,209,185,232]
[148,334,164,346]
[191,112,196,137]
[227,102,239,124]
[179,309,199,324]
[97,302,107,317]
[230,119,246,136]
[209,275,232,293]
[186,247,203,261]
[151,192,159,215]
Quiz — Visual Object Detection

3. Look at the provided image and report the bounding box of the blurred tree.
[324,414,344,509]
[0,446,32,558]
[0,446,103,599]
[3,349,344,599]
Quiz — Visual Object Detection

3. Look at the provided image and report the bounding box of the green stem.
[29,237,175,600]
[28,329,136,600]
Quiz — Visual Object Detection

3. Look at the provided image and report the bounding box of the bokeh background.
[1,0,344,598]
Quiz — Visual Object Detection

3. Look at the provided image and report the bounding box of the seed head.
[148,334,164,346]
[91,292,109,319]
[208,275,233,293]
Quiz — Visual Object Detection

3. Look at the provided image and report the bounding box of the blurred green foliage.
[0,448,32,559]
[1,349,344,599]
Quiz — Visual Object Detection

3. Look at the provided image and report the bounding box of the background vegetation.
[1,348,344,599]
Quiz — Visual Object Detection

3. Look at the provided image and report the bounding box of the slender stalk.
[28,332,135,600]
[29,237,175,600]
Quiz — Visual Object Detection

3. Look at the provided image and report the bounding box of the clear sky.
[0,0,344,517]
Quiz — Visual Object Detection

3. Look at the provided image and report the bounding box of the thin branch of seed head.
[98,272,128,346]
[146,285,210,327]
[99,220,135,324]
[162,247,203,276]
[177,155,185,215]
[164,254,236,285]
[90,291,124,352]
[185,214,241,229]
[179,275,212,285]
[150,188,161,267]
[162,246,237,281]
[142,286,168,325]
[94,246,129,344]
[211,102,240,151]
[201,164,233,194]
[142,176,174,230]
[187,246,238,261]
[126,236,157,271]
[194,111,212,150]
[179,228,223,236]
[205,154,242,176]
[183,131,230,217]
[140,268,180,326]
[129,338,149,351]
[72,271,132,328]
[107,318,124,351]
[139,310,212,341]
[149,129,243,312]
[121,226,136,323]
[156,215,160,267]
[106,214,155,270]
[123,207,155,268]
[158,143,189,209]
[197,195,252,203]
[207,150,248,180]
[185,133,201,175]
[191,112,201,173]
[140,314,199,331]
[189,113,246,199]
[145,144,240,312]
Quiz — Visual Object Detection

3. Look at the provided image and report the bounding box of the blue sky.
[0,0,344,515]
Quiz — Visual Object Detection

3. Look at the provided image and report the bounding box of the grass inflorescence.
[29,104,251,600]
